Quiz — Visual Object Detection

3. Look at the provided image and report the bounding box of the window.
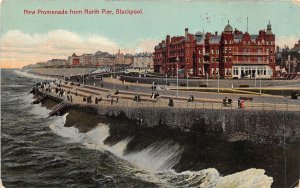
[211,49,214,54]
[199,50,202,54]
[233,67,238,75]
[211,58,215,62]
[216,50,219,54]
[216,58,220,62]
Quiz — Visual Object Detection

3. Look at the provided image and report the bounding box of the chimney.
[185,28,188,38]
[215,31,218,36]
[166,35,170,44]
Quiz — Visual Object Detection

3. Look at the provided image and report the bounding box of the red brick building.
[154,21,276,79]
[68,53,80,66]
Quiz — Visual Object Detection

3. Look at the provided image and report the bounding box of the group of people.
[151,92,159,99]
[83,96,92,104]
[188,95,194,102]
[223,97,233,106]
[36,80,51,92]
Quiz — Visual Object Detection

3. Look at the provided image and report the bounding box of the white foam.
[49,113,83,142]
[29,101,52,118]
[123,141,183,172]
[14,70,55,81]
[48,114,273,187]
[216,168,273,188]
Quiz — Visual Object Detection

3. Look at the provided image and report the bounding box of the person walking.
[240,99,245,109]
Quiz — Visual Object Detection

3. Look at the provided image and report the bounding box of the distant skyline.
[1,0,300,68]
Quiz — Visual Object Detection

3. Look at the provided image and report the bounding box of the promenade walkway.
[38,80,300,112]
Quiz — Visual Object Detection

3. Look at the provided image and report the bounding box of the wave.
[14,70,55,81]
[29,102,52,119]
[48,113,273,187]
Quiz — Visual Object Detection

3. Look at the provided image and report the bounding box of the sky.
[0,0,300,68]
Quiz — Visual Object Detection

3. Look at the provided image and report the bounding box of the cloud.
[0,30,157,68]
[276,35,299,48]
[293,0,300,8]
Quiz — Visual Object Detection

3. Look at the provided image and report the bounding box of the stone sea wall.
[69,103,300,144]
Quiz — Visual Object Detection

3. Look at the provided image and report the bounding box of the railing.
[233,61,269,65]
[232,52,269,56]
[39,87,300,112]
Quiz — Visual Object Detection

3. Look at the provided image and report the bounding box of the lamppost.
[113,62,116,90]
[165,74,168,87]
[254,70,257,88]
[217,72,220,92]
[176,56,179,97]
[206,72,208,87]
[259,74,262,94]
[186,72,189,92]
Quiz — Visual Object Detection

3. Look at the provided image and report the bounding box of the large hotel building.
[153,21,276,79]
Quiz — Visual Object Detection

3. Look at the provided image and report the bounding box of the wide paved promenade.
[39,77,300,112]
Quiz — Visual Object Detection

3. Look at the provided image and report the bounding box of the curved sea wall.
[70,103,300,144]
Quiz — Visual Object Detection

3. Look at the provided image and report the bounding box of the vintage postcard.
[1,0,300,187]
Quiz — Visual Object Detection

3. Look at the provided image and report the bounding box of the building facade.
[115,49,133,66]
[276,40,300,74]
[68,53,80,66]
[154,21,276,79]
[132,52,153,69]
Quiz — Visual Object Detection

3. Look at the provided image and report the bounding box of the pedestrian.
[168,98,174,107]
[70,95,73,103]
[111,97,113,105]
[241,100,245,109]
